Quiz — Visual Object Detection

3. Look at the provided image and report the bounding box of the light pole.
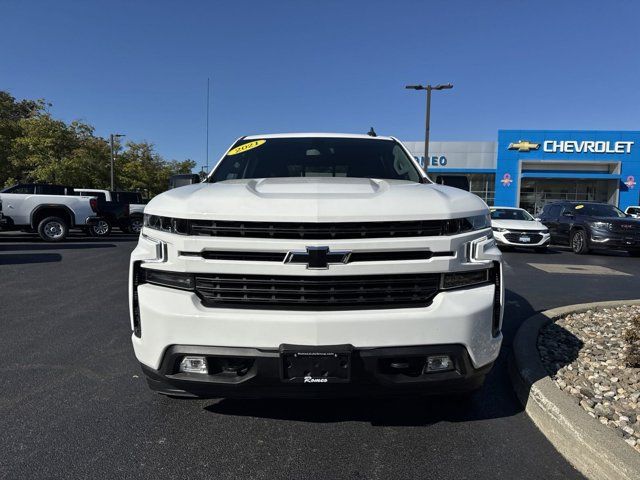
[405,83,453,173]
[110,133,125,191]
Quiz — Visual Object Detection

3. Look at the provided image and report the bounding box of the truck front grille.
[504,232,543,244]
[188,220,448,239]
[180,250,453,263]
[194,273,441,310]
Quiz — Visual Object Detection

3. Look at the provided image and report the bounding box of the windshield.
[115,191,145,204]
[490,208,534,221]
[572,203,626,218]
[209,137,422,183]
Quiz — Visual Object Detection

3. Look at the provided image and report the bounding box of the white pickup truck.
[0,183,99,241]
[130,133,503,399]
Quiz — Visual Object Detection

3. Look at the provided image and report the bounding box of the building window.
[520,179,616,215]
[467,173,495,206]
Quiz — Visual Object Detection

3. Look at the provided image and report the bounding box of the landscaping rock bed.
[538,305,640,453]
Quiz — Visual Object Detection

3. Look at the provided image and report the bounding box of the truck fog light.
[424,355,453,373]
[179,356,208,374]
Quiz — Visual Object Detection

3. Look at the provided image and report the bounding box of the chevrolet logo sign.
[508,140,540,152]
[284,246,351,269]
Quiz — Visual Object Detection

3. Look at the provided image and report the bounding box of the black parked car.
[538,201,640,255]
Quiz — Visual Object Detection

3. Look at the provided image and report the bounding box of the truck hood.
[145,177,488,222]
[491,219,547,231]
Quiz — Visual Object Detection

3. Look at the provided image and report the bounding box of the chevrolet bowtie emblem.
[508,140,540,152]
[284,246,351,269]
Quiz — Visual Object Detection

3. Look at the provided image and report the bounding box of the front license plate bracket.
[279,344,352,383]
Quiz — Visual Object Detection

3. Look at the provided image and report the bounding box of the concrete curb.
[510,299,640,480]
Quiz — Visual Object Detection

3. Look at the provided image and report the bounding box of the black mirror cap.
[434,175,470,192]
[169,174,201,190]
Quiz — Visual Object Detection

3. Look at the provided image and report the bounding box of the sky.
[3,0,640,171]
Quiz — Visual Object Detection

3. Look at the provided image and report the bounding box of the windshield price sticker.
[227,139,266,156]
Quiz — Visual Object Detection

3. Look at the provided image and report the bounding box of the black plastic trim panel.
[140,344,494,398]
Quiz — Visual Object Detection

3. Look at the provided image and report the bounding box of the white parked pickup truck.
[130,133,503,398]
[0,183,99,241]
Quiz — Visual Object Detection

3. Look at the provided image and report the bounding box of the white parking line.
[527,263,631,276]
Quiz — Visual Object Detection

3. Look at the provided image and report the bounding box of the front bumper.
[140,344,493,398]
[493,230,550,248]
[130,226,504,384]
[589,229,640,249]
[132,281,502,372]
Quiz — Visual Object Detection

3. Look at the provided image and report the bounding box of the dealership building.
[404,130,640,214]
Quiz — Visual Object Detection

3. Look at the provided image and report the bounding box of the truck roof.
[243,132,395,141]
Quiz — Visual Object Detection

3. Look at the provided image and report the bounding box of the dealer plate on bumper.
[280,344,352,383]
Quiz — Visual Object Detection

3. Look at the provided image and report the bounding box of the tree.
[118,141,196,196]
[9,114,81,184]
[0,91,48,186]
[0,90,196,196]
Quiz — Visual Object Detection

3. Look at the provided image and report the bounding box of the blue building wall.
[495,130,640,210]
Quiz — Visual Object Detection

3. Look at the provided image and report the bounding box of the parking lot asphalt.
[2,233,640,480]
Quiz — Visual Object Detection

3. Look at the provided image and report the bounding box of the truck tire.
[570,229,589,254]
[89,219,112,237]
[124,215,143,234]
[628,249,640,257]
[37,216,69,242]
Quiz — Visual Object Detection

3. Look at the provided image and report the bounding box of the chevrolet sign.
[543,140,634,154]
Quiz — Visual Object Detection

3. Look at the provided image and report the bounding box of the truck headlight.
[143,214,189,234]
[445,214,491,235]
[140,268,195,290]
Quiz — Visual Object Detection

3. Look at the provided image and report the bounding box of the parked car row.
[491,201,640,256]
[0,183,147,241]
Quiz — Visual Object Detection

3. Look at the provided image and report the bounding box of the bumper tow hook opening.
[390,361,410,369]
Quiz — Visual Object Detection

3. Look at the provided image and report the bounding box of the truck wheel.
[90,219,112,237]
[628,249,640,257]
[128,216,143,234]
[570,230,589,254]
[37,216,69,242]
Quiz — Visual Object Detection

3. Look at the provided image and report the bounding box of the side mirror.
[434,175,470,191]
[534,217,541,222]
[169,174,201,190]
